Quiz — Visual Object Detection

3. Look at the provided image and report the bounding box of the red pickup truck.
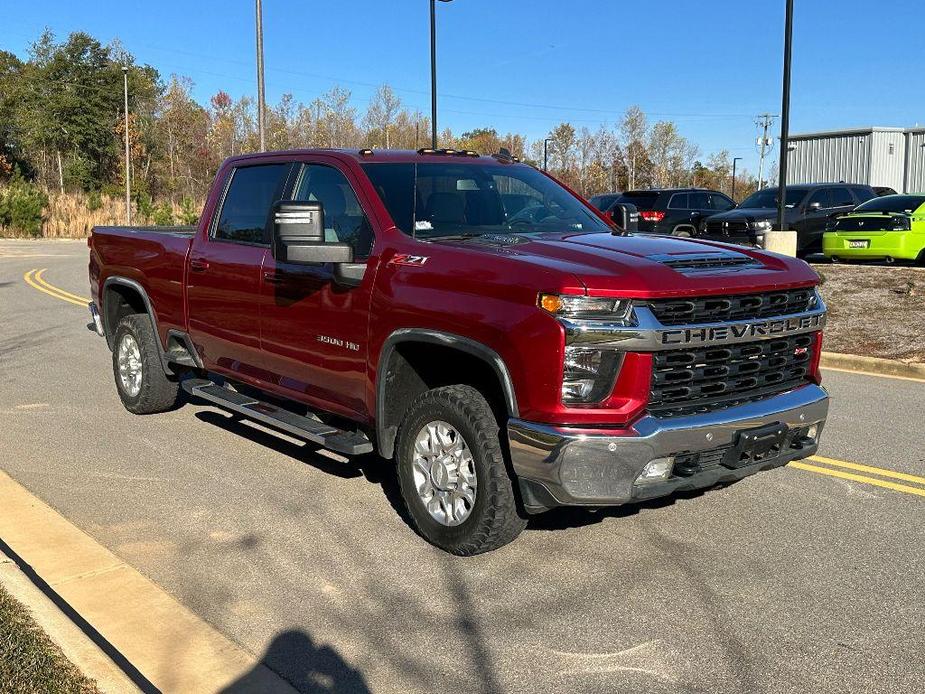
[88,148,828,555]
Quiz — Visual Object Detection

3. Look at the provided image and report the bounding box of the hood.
[432,231,818,298]
[706,208,778,223]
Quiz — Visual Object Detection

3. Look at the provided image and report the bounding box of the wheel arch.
[102,276,170,372]
[376,329,519,459]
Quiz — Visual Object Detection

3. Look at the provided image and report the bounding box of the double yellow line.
[23,268,91,307]
[791,456,925,498]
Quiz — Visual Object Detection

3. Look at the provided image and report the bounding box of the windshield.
[855,195,925,214]
[738,188,808,209]
[362,162,611,239]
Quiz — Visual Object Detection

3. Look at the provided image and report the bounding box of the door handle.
[263,271,285,284]
[190,258,210,272]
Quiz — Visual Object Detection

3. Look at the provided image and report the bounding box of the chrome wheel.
[117,333,143,397]
[412,421,477,526]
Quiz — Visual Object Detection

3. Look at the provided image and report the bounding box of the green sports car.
[823,194,925,263]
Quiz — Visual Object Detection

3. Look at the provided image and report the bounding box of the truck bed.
[89,225,198,344]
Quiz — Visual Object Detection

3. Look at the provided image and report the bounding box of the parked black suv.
[590,188,737,236]
[701,183,876,254]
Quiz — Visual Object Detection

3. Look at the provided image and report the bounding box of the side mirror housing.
[272,200,353,265]
[808,201,822,211]
[608,203,639,233]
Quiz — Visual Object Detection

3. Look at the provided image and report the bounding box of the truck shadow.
[528,485,720,532]
[220,629,371,694]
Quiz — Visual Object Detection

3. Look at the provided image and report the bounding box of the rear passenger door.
[186,162,289,377]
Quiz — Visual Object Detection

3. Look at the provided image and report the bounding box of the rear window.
[616,191,660,209]
[214,164,289,244]
[855,195,925,214]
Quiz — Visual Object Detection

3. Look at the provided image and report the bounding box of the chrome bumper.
[88,301,105,336]
[508,384,828,512]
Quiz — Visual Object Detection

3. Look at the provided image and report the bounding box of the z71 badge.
[389,254,429,267]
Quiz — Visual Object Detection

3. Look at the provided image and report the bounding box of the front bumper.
[508,384,828,513]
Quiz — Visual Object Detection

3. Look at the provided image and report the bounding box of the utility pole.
[777,0,794,231]
[122,66,131,225]
[255,0,266,151]
[732,157,742,200]
[543,138,553,171]
[755,113,777,190]
[429,1,453,149]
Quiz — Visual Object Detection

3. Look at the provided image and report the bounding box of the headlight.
[539,293,630,320]
[752,220,773,231]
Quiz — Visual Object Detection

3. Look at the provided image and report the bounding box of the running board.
[182,379,373,456]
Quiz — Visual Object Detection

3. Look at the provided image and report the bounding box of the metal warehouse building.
[786,127,925,193]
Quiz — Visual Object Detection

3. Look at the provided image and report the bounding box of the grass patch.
[0,583,99,693]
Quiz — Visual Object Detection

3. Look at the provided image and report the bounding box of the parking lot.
[2,239,924,694]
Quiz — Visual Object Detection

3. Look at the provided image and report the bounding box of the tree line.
[0,29,760,226]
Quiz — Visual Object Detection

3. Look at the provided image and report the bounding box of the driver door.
[258,160,377,420]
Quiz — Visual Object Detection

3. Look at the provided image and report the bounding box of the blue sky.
[4,0,924,173]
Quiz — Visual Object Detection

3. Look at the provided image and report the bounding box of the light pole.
[256,0,266,151]
[543,138,554,171]
[122,66,131,225]
[777,0,794,231]
[732,157,742,200]
[430,0,453,149]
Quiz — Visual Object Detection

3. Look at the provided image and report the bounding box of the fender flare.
[376,328,519,457]
[102,276,171,373]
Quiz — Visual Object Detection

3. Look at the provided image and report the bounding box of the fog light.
[635,457,674,484]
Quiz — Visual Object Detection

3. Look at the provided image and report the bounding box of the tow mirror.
[608,203,639,234]
[272,200,353,265]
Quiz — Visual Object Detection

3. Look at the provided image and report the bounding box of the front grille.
[646,288,816,325]
[705,219,750,235]
[648,334,815,416]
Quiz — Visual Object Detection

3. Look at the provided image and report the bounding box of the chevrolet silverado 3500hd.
[89,148,828,555]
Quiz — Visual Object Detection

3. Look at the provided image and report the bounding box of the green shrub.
[135,192,155,222]
[0,174,48,237]
[179,197,199,225]
[152,201,173,226]
[87,190,102,211]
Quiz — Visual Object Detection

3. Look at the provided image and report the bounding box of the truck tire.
[395,385,527,555]
[112,314,180,415]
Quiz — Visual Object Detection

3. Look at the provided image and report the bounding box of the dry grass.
[0,584,100,693]
[42,191,128,238]
[0,188,201,238]
[815,263,925,362]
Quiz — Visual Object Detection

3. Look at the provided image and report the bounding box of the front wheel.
[395,385,527,555]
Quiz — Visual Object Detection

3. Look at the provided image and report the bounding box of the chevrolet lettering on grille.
[659,313,826,346]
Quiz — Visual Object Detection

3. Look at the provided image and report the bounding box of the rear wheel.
[395,385,527,555]
[112,314,180,414]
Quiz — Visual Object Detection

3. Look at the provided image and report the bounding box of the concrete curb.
[0,470,297,694]
[820,351,925,382]
[0,551,140,693]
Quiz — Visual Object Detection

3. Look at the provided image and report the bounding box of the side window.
[667,193,689,209]
[710,194,735,211]
[294,164,374,259]
[214,164,288,244]
[853,187,875,204]
[807,189,832,210]
[688,192,709,209]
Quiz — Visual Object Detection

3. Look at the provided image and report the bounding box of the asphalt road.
[2,239,923,694]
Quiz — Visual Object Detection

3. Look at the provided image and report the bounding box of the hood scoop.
[646,251,762,274]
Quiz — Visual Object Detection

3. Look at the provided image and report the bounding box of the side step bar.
[182,379,373,456]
